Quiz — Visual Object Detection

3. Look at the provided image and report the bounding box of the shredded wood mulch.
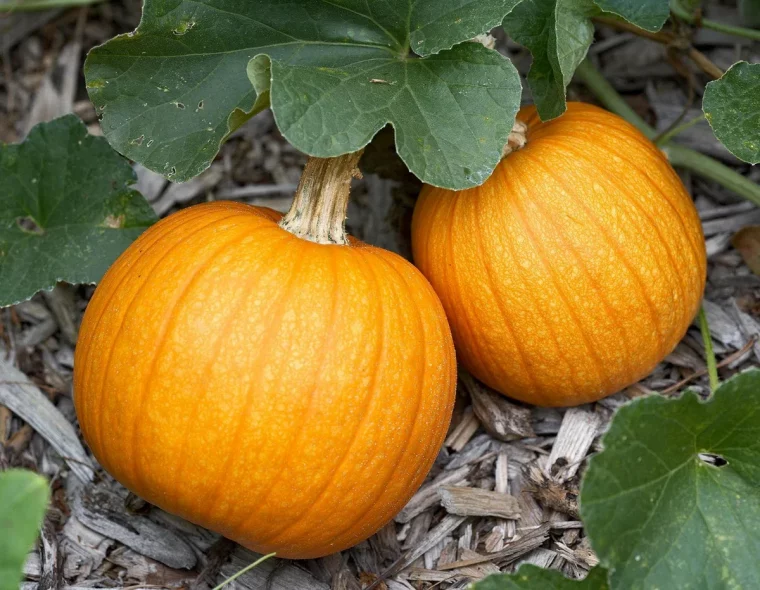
[2,2,760,589]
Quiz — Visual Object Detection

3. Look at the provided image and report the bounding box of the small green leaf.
[472,565,610,589]
[0,115,157,307]
[503,0,669,120]
[703,61,760,165]
[84,0,524,190]
[594,0,670,32]
[581,369,760,590]
[0,470,50,590]
[503,0,596,121]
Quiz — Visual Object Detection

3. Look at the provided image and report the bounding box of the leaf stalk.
[698,306,720,393]
[654,114,706,146]
[671,0,760,42]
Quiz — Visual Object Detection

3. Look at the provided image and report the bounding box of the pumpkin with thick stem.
[74,152,456,559]
[411,102,706,407]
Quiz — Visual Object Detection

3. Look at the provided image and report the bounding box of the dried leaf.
[732,225,760,276]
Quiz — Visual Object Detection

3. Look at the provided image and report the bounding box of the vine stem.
[280,150,363,245]
[574,60,760,208]
[0,0,103,11]
[698,307,720,393]
[671,0,760,42]
[211,553,276,590]
[654,114,706,146]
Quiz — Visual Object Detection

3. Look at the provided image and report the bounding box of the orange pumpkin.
[412,102,706,407]
[74,154,456,559]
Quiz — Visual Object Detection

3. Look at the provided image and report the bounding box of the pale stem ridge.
[280,151,364,245]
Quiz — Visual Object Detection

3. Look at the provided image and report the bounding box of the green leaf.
[581,370,760,590]
[503,0,596,121]
[594,0,670,32]
[703,61,760,165]
[0,115,157,307]
[503,0,669,120]
[473,565,610,589]
[84,0,523,190]
[409,0,523,55]
[739,0,760,27]
[0,470,50,590]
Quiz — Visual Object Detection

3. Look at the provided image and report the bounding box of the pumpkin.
[411,102,706,407]
[74,153,456,559]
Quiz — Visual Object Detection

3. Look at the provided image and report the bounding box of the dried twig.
[437,523,552,571]
[191,537,236,590]
[660,336,758,394]
[593,15,724,79]
[0,359,93,482]
[368,516,468,589]
[396,466,469,523]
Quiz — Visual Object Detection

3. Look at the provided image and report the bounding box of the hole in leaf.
[16,216,44,235]
[698,453,728,467]
[173,20,195,35]
[102,214,125,229]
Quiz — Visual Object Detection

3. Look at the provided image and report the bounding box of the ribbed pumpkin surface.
[74,201,456,558]
[412,103,706,407]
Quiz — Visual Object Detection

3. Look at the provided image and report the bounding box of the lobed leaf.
[0,115,157,307]
[581,370,760,590]
[0,470,50,590]
[84,0,523,190]
[703,61,760,165]
[473,565,610,589]
[503,0,669,120]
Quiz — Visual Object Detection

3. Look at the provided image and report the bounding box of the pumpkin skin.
[74,201,456,559]
[412,102,706,407]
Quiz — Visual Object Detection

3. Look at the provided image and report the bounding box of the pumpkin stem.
[502,120,528,158]
[280,151,364,245]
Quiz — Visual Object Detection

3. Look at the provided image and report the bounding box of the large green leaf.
[0,115,157,307]
[581,370,760,590]
[473,565,610,589]
[0,470,50,590]
[703,61,760,165]
[84,0,523,190]
[503,0,669,120]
